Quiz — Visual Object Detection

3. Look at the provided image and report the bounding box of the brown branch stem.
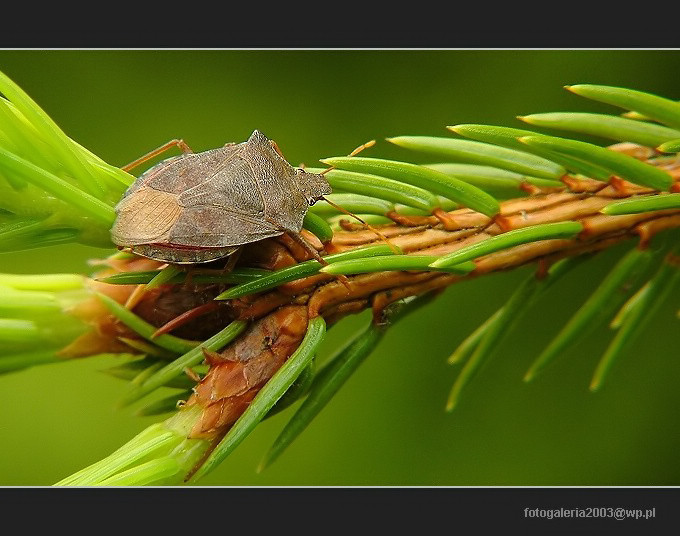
[238,177,680,325]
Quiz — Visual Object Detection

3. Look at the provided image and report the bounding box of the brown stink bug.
[111,130,332,264]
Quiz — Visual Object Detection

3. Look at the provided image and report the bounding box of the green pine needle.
[144,264,182,291]
[387,135,564,181]
[95,292,201,355]
[518,134,673,191]
[566,84,680,130]
[309,193,396,216]
[0,69,132,251]
[54,405,208,486]
[302,211,333,243]
[430,221,583,269]
[259,320,383,472]
[445,274,538,412]
[115,338,176,359]
[590,249,680,391]
[264,361,316,419]
[0,286,63,316]
[0,70,108,198]
[447,309,503,365]
[96,457,182,486]
[215,260,322,300]
[602,193,680,215]
[320,255,476,276]
[101,358,206,388]
[0,318,41,342]
[446,255,589,411]
[97,267,269,286]
[320,155,500,217]
[657,138,680,153]
[0,147,116,224]
[448,124,612,180]
[519,112,680,148]
[215,244,398,301]
[327,214,393,230]
[0,349,64,374]
[609,282,648,330]
[0,272,84,291]
[524,246,656,382]
[309,167,440,211]
[117,319,248,408]
[425,162,563,199]
[54,423,183,486]
[130,360,165,386]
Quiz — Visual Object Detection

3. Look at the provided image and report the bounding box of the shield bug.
[111,130,332,264]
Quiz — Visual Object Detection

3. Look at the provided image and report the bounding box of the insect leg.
[121,139,194,173]
[177,248,242,280]
[151,301,222,338]
[221,247,243,274]
[284,230,329,266]
[182,266,195,289]
[284,230,353,291]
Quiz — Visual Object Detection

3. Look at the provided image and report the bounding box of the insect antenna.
[319,139,402,255]
[321,197,402,255]
[319,139,376,176]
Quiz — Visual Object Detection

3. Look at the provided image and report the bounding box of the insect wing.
[168,205,282,247]
[178,145,265,216]
[111,186,183,245]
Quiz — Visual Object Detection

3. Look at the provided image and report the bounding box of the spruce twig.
[0,71,677,485]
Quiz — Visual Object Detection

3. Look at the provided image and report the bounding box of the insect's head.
[295,168,332,205]
[248,128,332,205]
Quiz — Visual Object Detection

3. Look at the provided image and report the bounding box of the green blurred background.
[0,49,679,486]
